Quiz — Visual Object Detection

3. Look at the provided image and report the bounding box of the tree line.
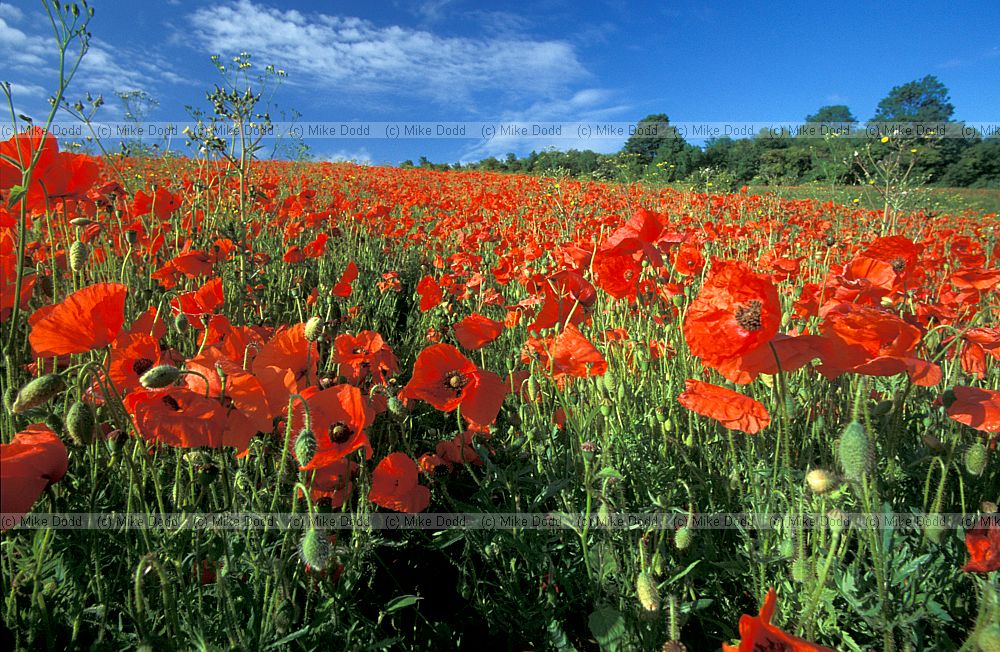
[405,76,998,189]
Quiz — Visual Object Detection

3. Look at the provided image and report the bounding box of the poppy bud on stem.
[139,365,181,389]
[12,374,66,414]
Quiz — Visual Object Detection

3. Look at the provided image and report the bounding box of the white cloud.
[460,88,633,162]
[0,16,49,67]
[0,3,23,22]
[322,148,373,165]
[188,0,587,107]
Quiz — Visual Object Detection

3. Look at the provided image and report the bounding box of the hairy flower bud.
[964,442,988,477]
[66,401,97,445]
[69,240,90,272]
[294,428,316,467]
[300,528,331,571]
[303,316,323,342]
[838,421,871,481]
[140,365,181,389]
[636,571,660,612]
[12,374,66,414]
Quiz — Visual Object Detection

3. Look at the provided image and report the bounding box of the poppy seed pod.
[139,365,181,389]
[838,421,871,481]
[662,642,688,652]
[964,442,988,477]
[300,528,331,571]
[636,571,660,612]
[66,401,97,445]
[654,406,669,423]
[69,240,90,272]
[12,374,66,414]
[294,428,316,467]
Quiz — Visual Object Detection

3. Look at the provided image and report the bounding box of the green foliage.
[872,75,955,123]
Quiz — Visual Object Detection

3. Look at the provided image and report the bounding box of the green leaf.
[384,594,421,614]
[588,607,625,650]
[6,184,26,208]
[666,560,701,586]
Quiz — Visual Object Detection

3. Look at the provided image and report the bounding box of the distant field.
[742,184,1000,215]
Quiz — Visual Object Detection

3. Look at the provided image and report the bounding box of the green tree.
[805,105,857,124]
[941,137,1000,187]
[872,75,954,123]
[622,114,674,166]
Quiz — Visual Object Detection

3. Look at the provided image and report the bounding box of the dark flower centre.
[132,358,155,376]
[753,637,792,652]
[328,421,354,445]
[352,347,367,355]
[444,371,469,395]
[889,257,906,273]
[734,300,763,332]
[162,395,181,411]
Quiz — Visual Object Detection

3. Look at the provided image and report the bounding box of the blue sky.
[2,0,997,165]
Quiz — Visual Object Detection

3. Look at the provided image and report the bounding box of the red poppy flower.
[522,323,608,381]
[401,343,506,428]
[129,305,169,341]
[946,386,1000,433]
[332,261,359,297]
[202,314,265,367]
[683,260,781,368]
[185,349,273,438]
[0,253,35,322]
[108,331,162,392]
[677,379,770,434]
[816,303,940,387]
[293,384,375,470]
[436,431,484,467]
[131,187,182,220]
[252,322,319,417]
[959,328,1000,380]
[453,313,504,350]
[722,588,836,651]
[369,452,430,513]
[123,387,239,450]
[0,129,96,210]
[307,458,357,509]
[417,275,443,311]
[527,270,597,333]
[28,282,128,357]
[1,424,68,530]
[332,330,399,385]
[0,127,57,192]
[673,242,704,277]
[714,334,825,385]
[592,249,643,301]
[171,277,224,329]
[962,515,1000,573]
[303,232,329,259]
[418,452,452,476]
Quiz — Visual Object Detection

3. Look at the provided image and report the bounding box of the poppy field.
[2,124,999,651]
[2,10,1000,652]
